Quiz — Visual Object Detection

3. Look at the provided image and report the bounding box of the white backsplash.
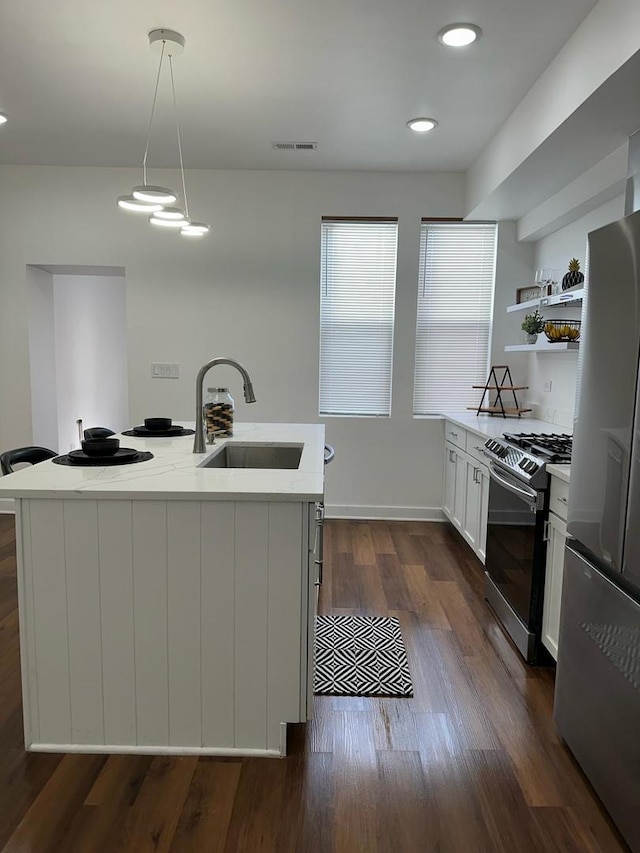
[528,402,574,429]
[525,350,580,429]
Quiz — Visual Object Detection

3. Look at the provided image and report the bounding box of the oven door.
[485,462,548,662]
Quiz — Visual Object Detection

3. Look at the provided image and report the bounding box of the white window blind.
[413,221,497,415]
[319,219,398,416]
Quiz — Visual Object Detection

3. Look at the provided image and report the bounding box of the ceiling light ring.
[117,195,164,213]
[150,215,190,228]
[181,222,211,237]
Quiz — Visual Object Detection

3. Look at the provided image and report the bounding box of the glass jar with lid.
[203,387,235,442]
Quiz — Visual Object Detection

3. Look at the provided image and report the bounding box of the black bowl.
[144,417,172,431]
[81,438,120,457]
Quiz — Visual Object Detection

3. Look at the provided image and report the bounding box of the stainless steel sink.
[200,443,303,469]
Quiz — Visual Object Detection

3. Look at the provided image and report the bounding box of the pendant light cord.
[142,40,166,186]
[169,54,189,218]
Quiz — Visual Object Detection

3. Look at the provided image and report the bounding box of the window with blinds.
[413,221,497,415]
[319,219,398,416]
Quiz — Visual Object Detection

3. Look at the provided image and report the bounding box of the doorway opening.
[26,265,129,453]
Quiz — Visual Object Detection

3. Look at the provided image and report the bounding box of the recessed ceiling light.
[438,24,482,47]
[406,118,438,133]
[0,112,8,125]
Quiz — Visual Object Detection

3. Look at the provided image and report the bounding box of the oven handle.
[488,462,538,508]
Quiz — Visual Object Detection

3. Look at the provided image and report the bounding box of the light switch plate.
[151,362,180,379]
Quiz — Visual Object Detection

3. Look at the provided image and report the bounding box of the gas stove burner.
[503,432,572,464]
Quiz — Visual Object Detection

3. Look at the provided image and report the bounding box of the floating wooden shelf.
[506,288,584,313]
[505,342,580,352]
[472,385,528,391]
[471,365,529,418]
[468,406,532,414]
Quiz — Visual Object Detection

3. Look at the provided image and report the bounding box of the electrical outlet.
[543,380,552,393]
[151,362,180,379]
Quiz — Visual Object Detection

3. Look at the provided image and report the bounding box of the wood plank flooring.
[0,513,630,852]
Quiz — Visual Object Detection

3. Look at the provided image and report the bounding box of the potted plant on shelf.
[521,309,545,344]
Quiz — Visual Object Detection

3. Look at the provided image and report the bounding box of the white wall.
[0,165,471,517]
[491,221,534,390]
[526,194,625,425]
[53,274,129,452]
[26,266,59,450]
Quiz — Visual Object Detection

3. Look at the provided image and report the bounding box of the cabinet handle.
[473,466,480,484]
[557,496,568,504]
[543,520,550,542]
[449,449,456,463]
[449,431,458,437]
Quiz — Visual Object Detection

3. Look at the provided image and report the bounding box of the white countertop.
[441,411,572,440]
[0,423,326,502]
[442,412,572,482]
[546,463,571,483]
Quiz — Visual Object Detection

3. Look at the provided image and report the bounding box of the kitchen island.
[0,423,324,758]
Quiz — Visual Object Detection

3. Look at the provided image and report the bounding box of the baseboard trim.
[28,742,284,758]
[325,505,445,522]
[0,498,15,514]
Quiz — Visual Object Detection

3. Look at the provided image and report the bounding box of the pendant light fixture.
[117,29,210,237]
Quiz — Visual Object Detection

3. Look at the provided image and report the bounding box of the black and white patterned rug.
[313,615,413,697]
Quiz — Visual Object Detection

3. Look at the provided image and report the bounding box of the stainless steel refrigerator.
[554,208,640,853]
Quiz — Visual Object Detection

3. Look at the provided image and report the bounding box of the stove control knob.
[495,443,508,458]
[519,458,539,474]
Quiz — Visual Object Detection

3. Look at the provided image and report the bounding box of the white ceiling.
[0,0,599,173]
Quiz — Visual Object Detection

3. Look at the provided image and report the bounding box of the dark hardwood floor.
[0,513,629,852]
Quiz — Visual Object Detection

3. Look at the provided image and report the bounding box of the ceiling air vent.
[272,141,318,151]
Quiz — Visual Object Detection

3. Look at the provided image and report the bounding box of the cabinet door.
[443,442,457,522]
[452,448,466,532]
[542,511,568,661]
[477,464,489,565]
[463,460,489,562]
[462,459,481,551]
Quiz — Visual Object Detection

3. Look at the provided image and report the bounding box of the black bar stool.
[0,446,57,476]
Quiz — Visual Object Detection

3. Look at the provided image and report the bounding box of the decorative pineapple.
[562,258,584,291]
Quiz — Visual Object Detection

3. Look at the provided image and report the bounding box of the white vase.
[525,333,538,344]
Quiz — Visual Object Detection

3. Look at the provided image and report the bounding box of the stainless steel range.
[482,431,572,663]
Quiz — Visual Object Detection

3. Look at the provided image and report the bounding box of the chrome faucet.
[193,357,256,452]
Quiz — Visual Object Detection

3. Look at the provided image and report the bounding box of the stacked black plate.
[127,424,194,437]
[53,448,154,467]
[122,417,195,438]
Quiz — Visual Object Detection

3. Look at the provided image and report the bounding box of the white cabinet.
[542,510,568,660]
[463,459,489,563]
[453,446,467,530]
[443,443,457,520]
[542,474,570,660]
[443,437,489,564]
[16,496,319,756]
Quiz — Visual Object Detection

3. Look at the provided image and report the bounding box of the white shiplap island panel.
[3,423,324,757]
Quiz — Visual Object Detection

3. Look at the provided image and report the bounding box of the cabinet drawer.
[444,421,466,451]
[466,436,488,466]
[550,476,570,521]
